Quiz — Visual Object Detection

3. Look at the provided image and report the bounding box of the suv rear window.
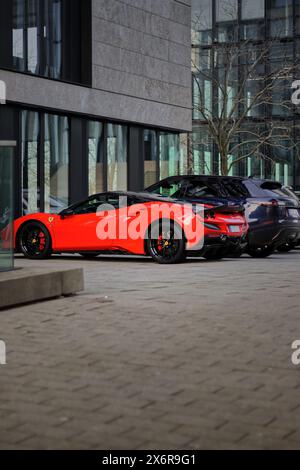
[182,181,224,198]
[260,182,299,201]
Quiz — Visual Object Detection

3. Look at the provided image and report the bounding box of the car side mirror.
[60,208,74,219]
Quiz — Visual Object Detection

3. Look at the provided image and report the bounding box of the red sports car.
[2,192,248,264]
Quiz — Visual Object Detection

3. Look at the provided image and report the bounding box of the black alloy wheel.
[19,222,52,260]
[146,221,186,264]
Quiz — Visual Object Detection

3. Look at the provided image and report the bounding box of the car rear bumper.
[188,234,248,257]
[248,220,300,249]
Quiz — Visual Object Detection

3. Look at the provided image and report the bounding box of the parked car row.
[1,176,300,265]
[146,176,300,259]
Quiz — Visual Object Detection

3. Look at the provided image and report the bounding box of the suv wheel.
[247,246,274,258]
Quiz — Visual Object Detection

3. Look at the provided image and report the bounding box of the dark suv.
[146,176,300,258]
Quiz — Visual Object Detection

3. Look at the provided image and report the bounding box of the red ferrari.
[2,192,248,264]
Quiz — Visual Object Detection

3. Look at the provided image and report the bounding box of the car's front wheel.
[146,220,186,264]
[19,222,52,260]
[247,246,274,258]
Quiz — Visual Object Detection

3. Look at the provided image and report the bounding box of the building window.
[88,121,104,195]
[21,109,69,215]
[0,0,91,84]
[44,114,69,213]
[192,0,212,46]
[216,0,238,43]
[159,133,181,180]
[21,110,40,215]
[241,0,265,39]
[242,0,265,20]
[107,124,128,191]
[0,144,14,271]
[268,0,293,38]
[144,130,158,187]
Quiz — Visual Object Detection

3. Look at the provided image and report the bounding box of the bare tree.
[191,1,299,177]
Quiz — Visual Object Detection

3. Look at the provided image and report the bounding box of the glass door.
[0,142,15,272]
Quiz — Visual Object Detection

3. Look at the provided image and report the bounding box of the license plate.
[229,225,241,233]
[288,209,300,219]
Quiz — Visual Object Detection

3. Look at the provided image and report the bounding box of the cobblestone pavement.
[0,251,300,450]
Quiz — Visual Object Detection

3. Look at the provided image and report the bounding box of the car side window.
[151,182,182,198]
[72,195,107,215]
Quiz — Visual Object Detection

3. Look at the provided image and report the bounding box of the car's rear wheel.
[19,222,52,260]
[146,220,186,264]
[277,243,293,253]
[78,252,100,259]
[247,246,274,258]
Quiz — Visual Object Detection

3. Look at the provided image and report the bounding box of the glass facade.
[88,121,104,195]
[0,106,181,218]
[191,0,300,190]
[44,114,69,212]
[0,0,91,84]
[107,124,128,192]
[0,144,14,271]
[22,110,40,214]
[21,110,70,215]
[159,133,182,180]
[144,130,158,187]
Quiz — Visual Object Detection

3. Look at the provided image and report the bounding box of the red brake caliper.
[39,231,46,251]
[157,235,164,252]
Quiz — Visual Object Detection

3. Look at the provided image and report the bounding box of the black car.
[145,176,300,258]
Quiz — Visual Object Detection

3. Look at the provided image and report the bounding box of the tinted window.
[183,181,220,198]
[149,181,182,198]
[0,0,91,84]
[221,179,249,198]
[260,182,299,200]
[72,195,107,215]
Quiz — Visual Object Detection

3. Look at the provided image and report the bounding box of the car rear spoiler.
[204,204,245,214]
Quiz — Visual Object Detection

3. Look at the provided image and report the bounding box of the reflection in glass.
[0,146,14,271]
[44,0,62,79]
[22,110,40,215]
[242,0,264,20]
[192,128,213,175]
[107,124,128,191]
[159,133,181,180]
[89,121,104,195]
[12,0,62,78]
[44,114,69,213]
[191,0,212,46]
[268,0,293,38]
[144,130,158,187]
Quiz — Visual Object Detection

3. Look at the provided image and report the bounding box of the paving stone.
[0,252,299,449]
